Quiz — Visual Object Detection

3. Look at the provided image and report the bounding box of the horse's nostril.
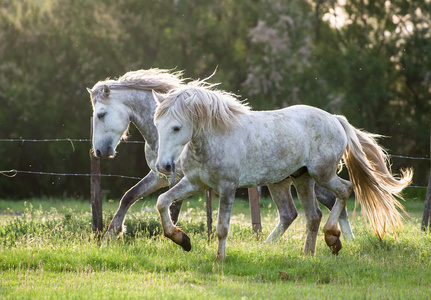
[157,161,175,175]
[96,149,102,157]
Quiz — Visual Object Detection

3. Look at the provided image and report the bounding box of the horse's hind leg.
[292,173,322,256]
[338,206,354,241]
[315,185,354,241]
[313,173,353,255]
[265,178,298,243]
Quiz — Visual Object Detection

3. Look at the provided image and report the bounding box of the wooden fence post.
[205,188,214,242]
[421,133,431,231]
[90,117,103,236]
[248,187,262,237]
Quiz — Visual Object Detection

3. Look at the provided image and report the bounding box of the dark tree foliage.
[0,0,429,199]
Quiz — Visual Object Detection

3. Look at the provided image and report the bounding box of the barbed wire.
[389,154,430,161]
[0,138,90,142]
[0,138,145,144]
[0,138,429,189]
[0,138,429,159]
[0,169,141,180]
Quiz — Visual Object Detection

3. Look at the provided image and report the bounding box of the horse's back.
[248,105,346,148]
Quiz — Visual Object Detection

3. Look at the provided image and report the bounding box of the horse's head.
[153,91,193,175]
[153,79,251,175]
[88,84,130,158]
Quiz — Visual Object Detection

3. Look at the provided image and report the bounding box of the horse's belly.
[237,163,302,187]
[237,145,305,187]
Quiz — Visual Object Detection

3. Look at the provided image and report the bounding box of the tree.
[242,0,316,109]
[312,0,431,184]
[0,0,429,198]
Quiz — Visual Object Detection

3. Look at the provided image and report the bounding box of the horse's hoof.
[329,238,342,255]
[179,232,191,251]
[324,227,342,255]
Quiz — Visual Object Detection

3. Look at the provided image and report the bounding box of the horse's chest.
[181,145,241,185]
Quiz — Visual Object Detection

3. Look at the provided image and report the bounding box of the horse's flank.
[154,79,251,133]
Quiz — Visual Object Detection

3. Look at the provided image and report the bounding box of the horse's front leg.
[156,177,202,251]
[215,182,237,261]
[105,170,168,240]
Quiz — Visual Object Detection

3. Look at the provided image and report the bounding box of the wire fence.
[0,138,429,189]
[0,138,145,144]
[0,138,145,180]
[0,169,141,180]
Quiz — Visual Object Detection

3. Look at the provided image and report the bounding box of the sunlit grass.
[0,197,430,299]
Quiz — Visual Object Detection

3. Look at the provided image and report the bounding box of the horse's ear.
[86,87,92,94]
[152,90,165,104]
[103,85,110,98]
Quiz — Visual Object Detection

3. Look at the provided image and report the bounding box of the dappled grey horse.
[153,79,412,260]
[88,69,354,241]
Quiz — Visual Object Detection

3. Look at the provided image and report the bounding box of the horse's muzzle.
[93,146,114,159]
[157,161,175,175]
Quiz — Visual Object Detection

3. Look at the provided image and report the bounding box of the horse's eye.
[173,126,181,132]
[97,111,106,119]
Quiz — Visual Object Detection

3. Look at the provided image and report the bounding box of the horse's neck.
[125,91,158,149]
[189,130,217,158]
[188,134,206,156]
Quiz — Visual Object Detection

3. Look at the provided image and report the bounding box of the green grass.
[0,196,430,299]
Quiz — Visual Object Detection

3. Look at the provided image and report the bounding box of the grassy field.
[1,195,430,299]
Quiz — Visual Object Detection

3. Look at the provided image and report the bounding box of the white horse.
[88,69,354,241]
[153,80,413,260]
[88,69,185,237]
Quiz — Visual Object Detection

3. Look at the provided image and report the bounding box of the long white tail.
[336,116,413,239]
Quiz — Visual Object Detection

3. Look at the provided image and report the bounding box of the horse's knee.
[216,224,229,240]
[156,194,171,214]
[217,227,228,239]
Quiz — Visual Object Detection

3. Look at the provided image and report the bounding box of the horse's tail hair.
[336,115,413,239]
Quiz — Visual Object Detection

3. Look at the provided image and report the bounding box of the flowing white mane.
[90,69,185,101]
[155,79,251,132]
